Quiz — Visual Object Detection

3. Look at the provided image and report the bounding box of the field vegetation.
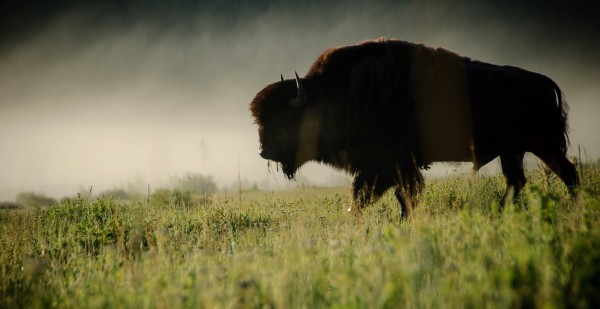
[1,165,600,308]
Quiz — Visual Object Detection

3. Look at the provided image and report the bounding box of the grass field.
[2,166,600,308]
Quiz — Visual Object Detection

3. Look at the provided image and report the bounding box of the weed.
[1,171,599,308]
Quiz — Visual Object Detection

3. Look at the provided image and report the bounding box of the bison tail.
[550,78,570,155]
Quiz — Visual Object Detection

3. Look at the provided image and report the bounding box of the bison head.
[250,73,322,179]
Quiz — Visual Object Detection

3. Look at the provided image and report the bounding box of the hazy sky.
[1,1,599,200]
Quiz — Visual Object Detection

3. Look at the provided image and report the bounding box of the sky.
[1,1,599,200]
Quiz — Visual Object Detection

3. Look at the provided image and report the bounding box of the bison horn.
[280,74,284,82]
[294,71,307,104]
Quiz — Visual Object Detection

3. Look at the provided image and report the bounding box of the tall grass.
[1,168,599,308]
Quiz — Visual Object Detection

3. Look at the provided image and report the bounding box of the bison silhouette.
[250,38,579,217]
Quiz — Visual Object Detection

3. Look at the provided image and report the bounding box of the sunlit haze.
[1,1,599,200]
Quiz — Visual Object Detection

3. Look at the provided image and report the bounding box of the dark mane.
[306,38,413,88]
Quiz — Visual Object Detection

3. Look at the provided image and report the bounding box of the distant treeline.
[0,173,218,210]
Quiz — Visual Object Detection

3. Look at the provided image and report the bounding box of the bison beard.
[249,38,579,218]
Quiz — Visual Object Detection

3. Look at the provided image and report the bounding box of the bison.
[250,38,579,217]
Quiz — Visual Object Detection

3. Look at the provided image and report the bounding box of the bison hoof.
[347,201,364,212]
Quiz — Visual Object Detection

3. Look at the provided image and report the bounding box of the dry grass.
[1,167,599,308]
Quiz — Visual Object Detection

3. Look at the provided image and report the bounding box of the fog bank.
[1,1,598,200]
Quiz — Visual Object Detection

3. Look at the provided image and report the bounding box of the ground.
[1,166,600,308]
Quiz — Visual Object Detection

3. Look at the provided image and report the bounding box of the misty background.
[1,0,599,200]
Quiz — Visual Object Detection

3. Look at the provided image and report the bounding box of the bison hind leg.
[531,149,580,196]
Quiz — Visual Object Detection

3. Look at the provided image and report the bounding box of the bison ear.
[280,74,284,82]
[291,71,307,108]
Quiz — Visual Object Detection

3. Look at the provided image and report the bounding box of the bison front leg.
[394,187,413,218]
[349,172,377,212]
[393,178,423,219]
[348,171,394,212]
[393,167,424,219]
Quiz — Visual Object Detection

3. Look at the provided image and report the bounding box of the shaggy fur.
[250,38,579,217]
